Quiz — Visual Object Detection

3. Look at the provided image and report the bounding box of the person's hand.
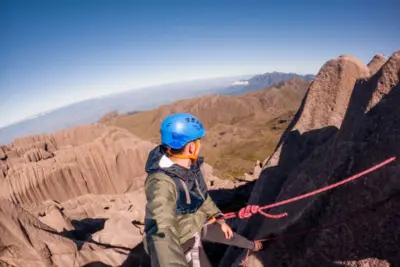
[253,240,263,251]
[220,222,233,239]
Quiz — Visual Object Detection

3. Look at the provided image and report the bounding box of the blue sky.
[0,0,399,128]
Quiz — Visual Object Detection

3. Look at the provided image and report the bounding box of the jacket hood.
[145,145,204,177]
[145,145,168,174]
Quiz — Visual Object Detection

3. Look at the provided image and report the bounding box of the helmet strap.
[167,139,200,163]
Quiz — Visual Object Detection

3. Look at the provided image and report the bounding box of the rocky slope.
[0,125,154,205]
[105,78,310,178]
[0,122,242,267]
[0,125,156,266]
[0,199,143,267]
[220,52,400,266]
[1,51,398,267]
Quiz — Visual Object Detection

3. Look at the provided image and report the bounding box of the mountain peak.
[219,72,315,95]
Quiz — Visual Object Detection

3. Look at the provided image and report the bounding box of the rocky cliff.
[0,122,238,267]
[221,51,400,266]
[0,125,154,205]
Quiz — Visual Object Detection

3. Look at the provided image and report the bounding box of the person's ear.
[188,141,195,154]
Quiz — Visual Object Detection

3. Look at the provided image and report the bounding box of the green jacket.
[143,146,224,267]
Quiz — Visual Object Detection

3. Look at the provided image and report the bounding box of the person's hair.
[168,139,200,155]
[169,145,186,155]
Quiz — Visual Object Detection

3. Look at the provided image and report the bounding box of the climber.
[143,113,262,267]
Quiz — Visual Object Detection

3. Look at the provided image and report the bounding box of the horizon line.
[0,70,316,129]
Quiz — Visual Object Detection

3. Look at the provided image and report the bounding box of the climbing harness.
[214,156,397,266]
[185,232,202,267]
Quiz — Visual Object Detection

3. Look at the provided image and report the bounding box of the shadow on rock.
[61,218,151,266]
[238,125,339,240]
[196,180,256,266]
[209,180,256,211]
[120,242,151,267]
[220,54,400,266]
[82,262,112,267]
[62,218,107,248]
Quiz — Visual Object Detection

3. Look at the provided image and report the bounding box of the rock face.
[220,52,400,266]
[0,124,155,266]
[0,122,238,267]
[240,160,262,182]
[262,55,371,169]
[91,215,143,250]
[201,162,241,190]
[367,54,387,76]
[30,200,75,232]
[0,146,7,160]
[23,148,53,163]
[0,199,139,267]
[0,161,8,179]
[23,189,147,233]
[0,125,154,205]
[2,51,398,267]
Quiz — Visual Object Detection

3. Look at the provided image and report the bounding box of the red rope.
[239,192,400,267]
[221,156,396,221]
[225,156,397,267]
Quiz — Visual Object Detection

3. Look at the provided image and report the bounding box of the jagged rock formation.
[220,52,400,266]
[262,55,371,169]
[0,161,8,179]
[366,53,399,111]
[0,199,139,267]
[366,54,387,75]
[0,121,239,266]
[91,215,143,250]
[23,189,146,233]
[99,110,120,123]
[30,200,75,232]
[0,146,6,160]
[23,148,53,163]
[0,125,155,266]
[2,50,398,267]
[0,125,154,205]
[240,160,262,182]
[0,162,238,267]
[202,162,242,189]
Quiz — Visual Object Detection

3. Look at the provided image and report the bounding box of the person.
[143,113,262,267]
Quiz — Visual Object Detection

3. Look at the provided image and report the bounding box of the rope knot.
[238,205,260,219]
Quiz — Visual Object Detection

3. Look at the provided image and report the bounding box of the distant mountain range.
[219,72,315,95]
[0,72,314,144]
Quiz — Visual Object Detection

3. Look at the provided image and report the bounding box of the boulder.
[0,199,132,267]
[23,148,53,163]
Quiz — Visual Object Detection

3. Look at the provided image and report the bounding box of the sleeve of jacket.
[144,176,188,267]
[201,194,226,225]
[199,164,227,224]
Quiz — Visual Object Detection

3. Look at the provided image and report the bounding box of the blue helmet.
[160,113,206,149]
